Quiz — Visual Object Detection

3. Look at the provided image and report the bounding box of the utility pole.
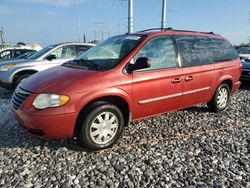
[161,0,167,29]
[0,26,4,45]
[128,0,134,33]
[93,22,105,42]
[75,0,81,42]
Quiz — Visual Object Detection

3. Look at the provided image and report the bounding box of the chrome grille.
[11,87,31,110]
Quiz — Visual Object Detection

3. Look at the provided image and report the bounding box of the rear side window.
[175,36,213,67]
[209,38,238,62]
[77,45,92,55]
[175,36,238,67]
[133,36,177,71]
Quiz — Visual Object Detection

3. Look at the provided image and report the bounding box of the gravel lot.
[0,83,249,187]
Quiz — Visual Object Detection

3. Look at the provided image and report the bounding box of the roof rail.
[138,28,173,32]
[138,28,216,35]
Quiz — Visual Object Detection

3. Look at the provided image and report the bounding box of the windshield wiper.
[74,59,100,70]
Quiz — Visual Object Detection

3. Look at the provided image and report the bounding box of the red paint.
[12,31,242,139]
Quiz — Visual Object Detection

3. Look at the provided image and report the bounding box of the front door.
[131,36,183,120]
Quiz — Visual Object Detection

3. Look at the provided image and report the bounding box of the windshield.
[64,34,145,71]
[237,47,250,54]
[28,45,56,59]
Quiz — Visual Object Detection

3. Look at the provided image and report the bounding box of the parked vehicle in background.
[0,42,95,90]
[240,59,250,81]
[16,51,36,59]
[0,51,36,63]
[237,47,250,62]
[11,29,241,151]
[0,48,37,60]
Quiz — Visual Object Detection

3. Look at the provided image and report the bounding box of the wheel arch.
[13,69,38,82]
[73,91,132,139]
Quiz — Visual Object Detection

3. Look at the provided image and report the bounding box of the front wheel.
[77,103,124,151]
[207,83,230,112]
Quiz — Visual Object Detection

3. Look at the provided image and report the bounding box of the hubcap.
[90,112,118,145]
[217,87,228,109]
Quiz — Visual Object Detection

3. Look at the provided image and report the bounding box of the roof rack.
[138,28,215,35]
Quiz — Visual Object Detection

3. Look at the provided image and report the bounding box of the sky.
[0,0,250,47]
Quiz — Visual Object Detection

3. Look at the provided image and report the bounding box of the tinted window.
[209,38,238,62]
[175,36,239,67]
[77,45,92,55]
[14,50,23,57]
[133,36,177,71]
[175,36,213,67]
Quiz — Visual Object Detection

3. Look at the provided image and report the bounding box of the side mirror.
[46,54,56,61]
[127,57,151,73]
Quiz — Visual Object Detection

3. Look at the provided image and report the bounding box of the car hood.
[19,65,100,93]
[242,60,250,69]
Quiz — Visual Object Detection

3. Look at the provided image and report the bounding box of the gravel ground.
[0,83,249,187]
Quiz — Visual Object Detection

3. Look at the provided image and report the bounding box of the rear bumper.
[12,108,78,139]
[231,81,241,93]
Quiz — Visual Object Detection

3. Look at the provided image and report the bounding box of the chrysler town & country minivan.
[11,28,241,150]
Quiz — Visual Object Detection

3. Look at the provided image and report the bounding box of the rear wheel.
[207,83,230,112]
[77,103,124,151]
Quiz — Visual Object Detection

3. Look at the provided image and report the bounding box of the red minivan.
[11,29,242,150]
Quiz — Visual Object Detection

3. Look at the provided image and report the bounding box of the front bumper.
[13,108,78,139]
[0,80,14,90]
[0,71,14,90]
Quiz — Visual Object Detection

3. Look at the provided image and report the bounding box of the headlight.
[0,64,14,71]
[32,94,70,110]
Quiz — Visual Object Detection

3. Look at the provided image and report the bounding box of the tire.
[77,103,124,151]
[207,83,230,112]
[15,74,32,88]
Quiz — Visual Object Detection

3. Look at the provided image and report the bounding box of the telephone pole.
[0,27,4,44]
[128,0,134,33]
[161,0,167,29]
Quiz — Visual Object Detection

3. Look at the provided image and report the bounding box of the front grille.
[11,87,31,110]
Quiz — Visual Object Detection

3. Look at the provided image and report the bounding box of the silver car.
[0,42,95,90]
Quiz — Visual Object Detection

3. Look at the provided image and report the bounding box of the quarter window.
[209,38,238,62]
[133,36,177,71]
[175,36,239,67]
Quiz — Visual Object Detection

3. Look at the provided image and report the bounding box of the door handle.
[171,78,182,83]
[185,76,193,81]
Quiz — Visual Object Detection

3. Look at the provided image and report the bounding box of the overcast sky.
[0,0,250,47]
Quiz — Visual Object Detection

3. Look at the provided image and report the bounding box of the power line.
[167,8,249,25]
